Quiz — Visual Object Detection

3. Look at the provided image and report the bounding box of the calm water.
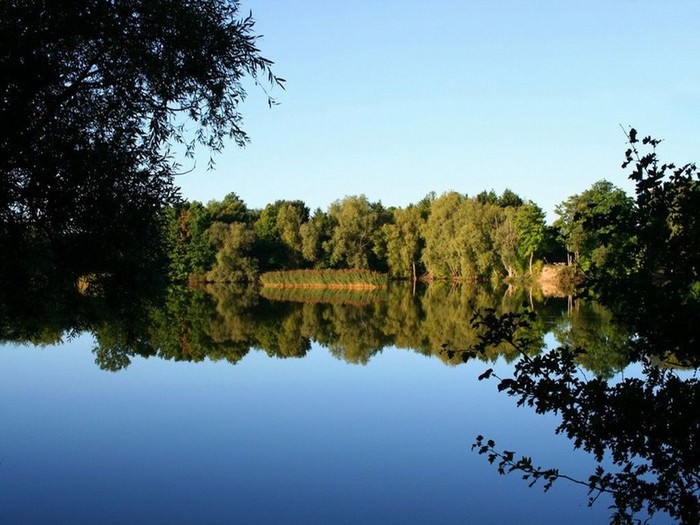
[0,285,662,524]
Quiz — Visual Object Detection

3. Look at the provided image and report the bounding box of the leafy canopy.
[0,0,283,281]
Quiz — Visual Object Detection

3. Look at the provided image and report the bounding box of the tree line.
[165,182,634,285]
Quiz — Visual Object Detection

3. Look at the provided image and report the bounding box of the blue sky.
[175,1,699,220]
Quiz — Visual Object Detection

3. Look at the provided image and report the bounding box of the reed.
[259,269,388,288]
[260,286,388,305]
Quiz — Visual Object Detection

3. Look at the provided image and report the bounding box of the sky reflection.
[0,337,615,524]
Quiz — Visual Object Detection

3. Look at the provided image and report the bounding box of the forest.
[165,180,634,288]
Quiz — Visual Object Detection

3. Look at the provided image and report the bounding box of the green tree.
[207,193,252,224]
[326,195,387,270]
[423,193,521,282]
[422,192,465,279]
[457,200,503,281]
[475,190,499,205]
[299,208,333,267]
[515,201,547,274]
[205,221,258,282]
[554,180,634,272]
[254,200,309,270]
[497,188,524,208]
[382,205,426,280]
[493,206,519,278]
[164,201,215,281]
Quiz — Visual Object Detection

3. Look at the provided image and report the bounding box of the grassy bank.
[259,269,388,288]
[260,286,388,305]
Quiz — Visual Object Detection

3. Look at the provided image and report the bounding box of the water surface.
[1,337,617,524]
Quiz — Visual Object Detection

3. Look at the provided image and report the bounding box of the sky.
[175,1,700,220]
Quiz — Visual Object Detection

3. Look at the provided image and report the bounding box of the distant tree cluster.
[166,185,636,284]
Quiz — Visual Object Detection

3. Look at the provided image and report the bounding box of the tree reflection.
[84,283,633,373]
[2,277,637,379]
[550,300,632,378]
[6,272,676,522]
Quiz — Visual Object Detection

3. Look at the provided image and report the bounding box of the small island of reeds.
[259,269,388,289]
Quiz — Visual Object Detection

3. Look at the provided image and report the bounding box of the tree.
[460,308,699,525]
[326,195,387,270]
[422,192,465,279]
[456,199,502,281]
[554,180,634,272]
[423,193,515,282]
[207,193,252,224]
[164,201,215,281]
[459,131,700,524]
[254,200,309,270]
[515,201,547,274]
[0,0,283,284]
[382,205,426,280]
[299,208,333,267]
[204,221,258,283]
[497,188,524,208]
[493,206,519,278]
[607,129,700,359]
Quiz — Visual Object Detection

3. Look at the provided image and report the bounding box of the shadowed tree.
[300,208,334,267]
[205,221,258,283]
[0,0,283,288]
[254,200,309,270]
[164,201,215,281]
[554,180,634,271]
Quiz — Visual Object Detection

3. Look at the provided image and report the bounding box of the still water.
[0,285,648,524]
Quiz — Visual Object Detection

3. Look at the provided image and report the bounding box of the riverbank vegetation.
[3,6,696,522]
[260,269,388,288]
[165,182,633,291]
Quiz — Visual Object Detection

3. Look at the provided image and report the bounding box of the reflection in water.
[142,283,631,373]
[2,281,695,523]
[1,281,632,373]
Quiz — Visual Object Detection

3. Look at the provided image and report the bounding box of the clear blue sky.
[175,1,699,220]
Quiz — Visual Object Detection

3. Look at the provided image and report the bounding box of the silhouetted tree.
[460,131,700,524]
[0,0,283,286]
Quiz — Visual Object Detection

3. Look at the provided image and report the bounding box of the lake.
[0,284,675,524]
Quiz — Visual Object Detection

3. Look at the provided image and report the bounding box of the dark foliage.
[446,307,700,524]
[455,131,700,524]
[0,0,283,287]
[587,129,699,361]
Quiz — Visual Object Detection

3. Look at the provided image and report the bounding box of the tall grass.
[260,286,388,305]
[259,269,388,288]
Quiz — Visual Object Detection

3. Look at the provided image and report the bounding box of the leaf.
[478,368,494,381]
